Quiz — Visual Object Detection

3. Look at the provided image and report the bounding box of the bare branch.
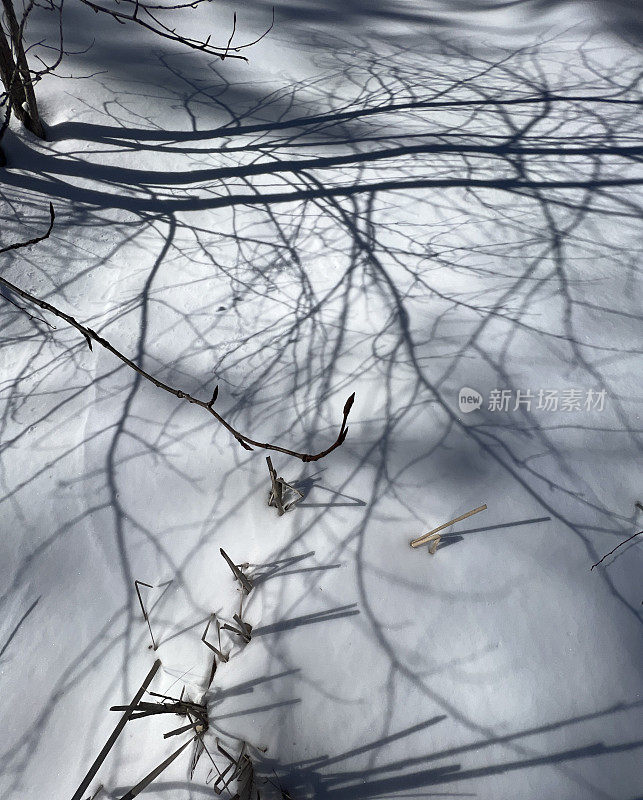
[77,0,249,61]
[590,530,642,570]
[0,202,55,254]
[0,208,354,460]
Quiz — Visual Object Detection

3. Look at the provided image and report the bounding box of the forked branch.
[0,207,355,461]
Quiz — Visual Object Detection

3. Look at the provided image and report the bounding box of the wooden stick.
[410,504,487,548]
[164,721,200,739]
[70,659,161,800]
[118,736,197,800]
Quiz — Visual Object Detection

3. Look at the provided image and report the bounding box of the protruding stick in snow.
[134,580,157,650]
[410,504,488,548]
[266,456,285,515]
[220,548,253,594]
[70,659,162,800]
[117,735,197,800]
[202,614,229,688]
[266,456,304,515]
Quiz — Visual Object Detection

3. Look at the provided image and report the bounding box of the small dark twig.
[223,11,236,59]
[163,721,200,739]
[0,202,55,254]
[134,580,157,650]
[591,530,642,570]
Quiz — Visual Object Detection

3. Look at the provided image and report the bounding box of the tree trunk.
[0,0,46,138]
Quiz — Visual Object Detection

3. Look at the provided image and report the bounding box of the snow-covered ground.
[1,1,641,798]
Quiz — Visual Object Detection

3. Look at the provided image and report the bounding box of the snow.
[1,1,641,799]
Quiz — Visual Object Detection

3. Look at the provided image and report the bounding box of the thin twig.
[134,580,157,650]
[590,530,642,571]
[0,202,55,254]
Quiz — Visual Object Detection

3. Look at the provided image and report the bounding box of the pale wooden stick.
[410,504,487,548]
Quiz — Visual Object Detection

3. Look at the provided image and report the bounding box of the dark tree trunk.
[0,0,46,139]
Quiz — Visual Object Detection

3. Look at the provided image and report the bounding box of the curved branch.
[0,205,354,461]
[590,530,642,570]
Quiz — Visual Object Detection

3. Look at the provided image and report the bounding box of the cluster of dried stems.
[72,549,262,799]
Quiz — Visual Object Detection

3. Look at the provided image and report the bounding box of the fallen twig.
[410,504,487,548]
[590,530,642,571]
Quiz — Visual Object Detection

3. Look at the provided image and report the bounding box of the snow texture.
[1,1,641,799]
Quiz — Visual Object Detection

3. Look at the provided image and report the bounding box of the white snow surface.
[1,1,642,799]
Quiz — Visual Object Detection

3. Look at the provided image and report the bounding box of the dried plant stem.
[410,504,488,548]
[134,580,157,650]
[118,735,197,800]
[70,659,161,800]
[266,456,285,515]
[220,548,253,593]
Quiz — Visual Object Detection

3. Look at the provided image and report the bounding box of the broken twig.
[266,456,285,515]
[134,580,157,650]
[410,504,487,548]
[220,548,253,594]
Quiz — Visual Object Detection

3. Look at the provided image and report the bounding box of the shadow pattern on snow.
[1,27,641,799]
